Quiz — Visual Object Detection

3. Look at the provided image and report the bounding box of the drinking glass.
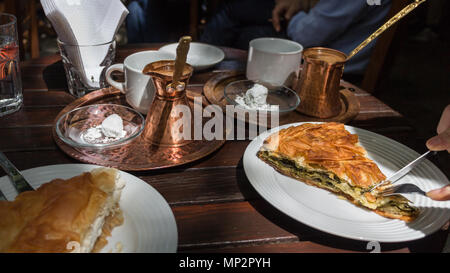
[0,13,22,117]
[57,39,116,98]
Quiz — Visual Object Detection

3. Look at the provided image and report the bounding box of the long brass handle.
[347,0,426,60]
[172,36,192,86]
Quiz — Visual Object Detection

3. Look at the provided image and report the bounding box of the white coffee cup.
[246,37,303,87]
[106,50,174,114]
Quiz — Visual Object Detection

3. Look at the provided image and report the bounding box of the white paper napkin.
[41,0,128,88]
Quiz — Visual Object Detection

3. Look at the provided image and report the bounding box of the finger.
[272,5,286,32]
[437,104,450,134]
[426,128,450,152]
[427,185,450,201]
[285,5,298,20]
[272,7,281,32]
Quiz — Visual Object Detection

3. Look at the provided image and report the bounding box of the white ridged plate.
[243,122,450,242]
[0,164,177,253]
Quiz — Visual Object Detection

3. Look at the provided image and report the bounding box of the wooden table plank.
[0,150,76,169]
[174,202,297,251]
[0,127,56,151]
[23,91,75,106]
[0,107,64,128]
[138,168,249,206]
[182,241,410,253]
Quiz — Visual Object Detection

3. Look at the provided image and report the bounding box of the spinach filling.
[257,150,418,216]
[258,151,343,192]
[377,200,418,216]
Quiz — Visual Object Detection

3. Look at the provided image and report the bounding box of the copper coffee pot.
[141,36,194,147]
[294,47,347,118]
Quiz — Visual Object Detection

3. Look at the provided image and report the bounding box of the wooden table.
[3,44,449,253]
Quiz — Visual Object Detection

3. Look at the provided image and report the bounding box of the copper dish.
[52,87,226,171]
[203,72,360,128]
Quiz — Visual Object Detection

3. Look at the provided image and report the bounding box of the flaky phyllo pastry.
[257,122,419,222]
[0,167,125,253]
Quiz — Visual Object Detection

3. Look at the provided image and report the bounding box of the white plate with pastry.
[243,122,450,242]
[0,164,177,253]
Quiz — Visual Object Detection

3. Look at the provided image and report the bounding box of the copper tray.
[203,72,360,128]
[52,87,226,171]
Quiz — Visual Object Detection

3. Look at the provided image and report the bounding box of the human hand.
[272,0,302,32]
[425,104,450,201]
[427,185,450,201]
[426,104,450,153]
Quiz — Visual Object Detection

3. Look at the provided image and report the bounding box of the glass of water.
[0,13,22,117]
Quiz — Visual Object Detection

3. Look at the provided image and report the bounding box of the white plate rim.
[243,122,450,243]
[158,42,225,70]
[0,163,178,253]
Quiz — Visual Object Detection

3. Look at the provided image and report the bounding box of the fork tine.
[378,184,410,197]
[378,188,396,196]
[377,183,427,197]
[375,184,396,195]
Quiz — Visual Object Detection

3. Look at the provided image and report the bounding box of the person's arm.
[426,104,450,201]
[286,0,370,48]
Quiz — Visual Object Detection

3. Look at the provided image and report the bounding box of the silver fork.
[377,183,427,197]
[0,152,34,193]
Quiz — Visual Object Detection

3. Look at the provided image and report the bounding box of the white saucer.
[158,42,225,71]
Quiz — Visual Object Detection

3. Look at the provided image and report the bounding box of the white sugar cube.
[101,114,124,138]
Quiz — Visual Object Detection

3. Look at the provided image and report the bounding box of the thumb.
[427,185,450,201]
[426,128,450,152]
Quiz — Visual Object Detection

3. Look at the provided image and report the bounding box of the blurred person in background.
[200,0,392,75]
[126,0,189,43]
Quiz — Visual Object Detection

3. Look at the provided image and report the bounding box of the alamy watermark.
[366,241,381,253]
[164,96,279,142]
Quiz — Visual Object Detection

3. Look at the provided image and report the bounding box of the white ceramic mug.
[106,51,174,114]
[246,37,303,87]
